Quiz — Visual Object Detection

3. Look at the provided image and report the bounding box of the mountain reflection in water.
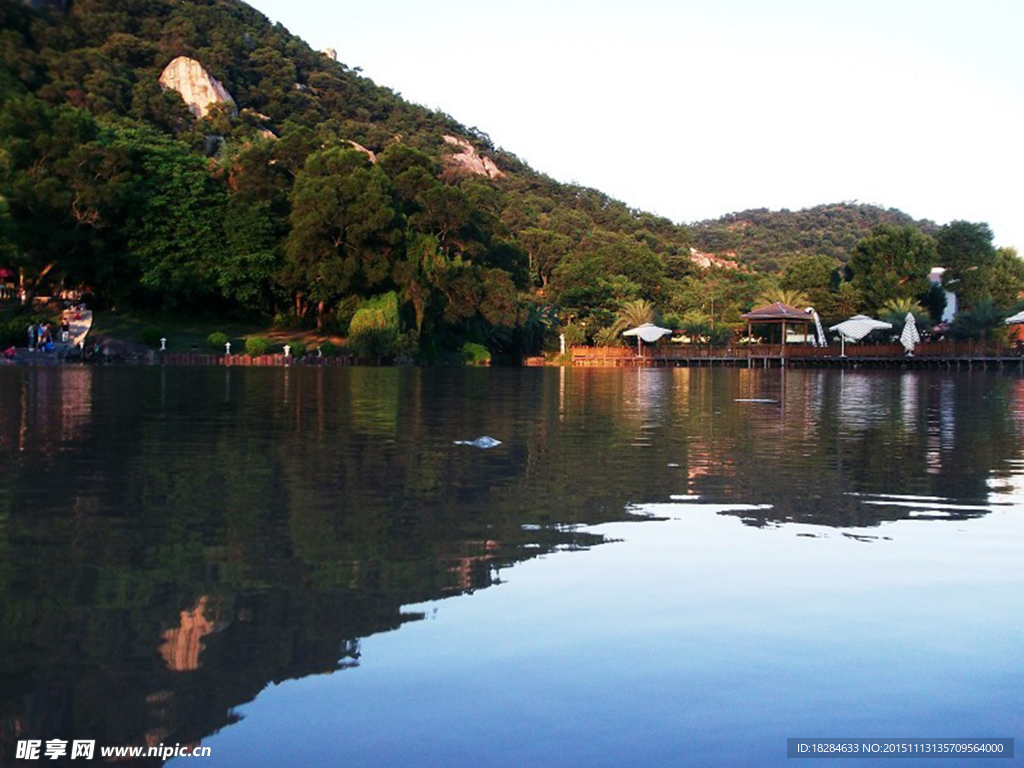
[0,366,1021,763]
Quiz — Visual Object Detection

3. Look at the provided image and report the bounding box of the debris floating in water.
[734,398,779,403]
[453,436,502,449]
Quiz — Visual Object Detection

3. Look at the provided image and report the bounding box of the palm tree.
[519,303,554,353]
[754,287,810,308]
[879,297,930,335]
[951,298,1007,340]
[614,298,656,330]
[594,326,624,347]
[680,309,710,344]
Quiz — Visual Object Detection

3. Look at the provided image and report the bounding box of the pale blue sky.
[251,0,1023,248]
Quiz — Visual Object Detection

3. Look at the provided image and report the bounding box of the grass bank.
[89,310,346,353]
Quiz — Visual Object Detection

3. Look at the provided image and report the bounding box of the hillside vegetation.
[1,0,1020,355]
[691,203,939,272]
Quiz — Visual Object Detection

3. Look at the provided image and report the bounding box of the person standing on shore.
[27,322,36,351]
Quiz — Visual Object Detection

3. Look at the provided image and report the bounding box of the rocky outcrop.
[159,56,236,119]
[442,135,504,179]
[689,247,741,270]
[346,141,377,163]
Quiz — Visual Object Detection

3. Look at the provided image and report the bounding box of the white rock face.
[346,140,377,163]
[442,135,504,179]
[689,247,741,270]
[159,56,236,119]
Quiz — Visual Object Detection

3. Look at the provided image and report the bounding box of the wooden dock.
[572,342,1024,371]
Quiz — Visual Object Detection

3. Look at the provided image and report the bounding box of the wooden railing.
[572,340,1024,362]
[786,341,1022,358]
[571,346,636,359]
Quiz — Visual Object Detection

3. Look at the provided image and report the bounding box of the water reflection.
[0,366,1022,761]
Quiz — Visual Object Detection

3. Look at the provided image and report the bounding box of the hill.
[690,203,939,272]
[0,0,1016,353]
[0,0,706,357]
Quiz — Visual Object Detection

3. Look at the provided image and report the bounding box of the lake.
[0,366,1020,766]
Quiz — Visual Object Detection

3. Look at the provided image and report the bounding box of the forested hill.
[1,0,1017,356]
[691,203,939,272]
[0,0,701,357]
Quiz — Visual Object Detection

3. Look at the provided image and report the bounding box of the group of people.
[27,316,72,352]
[28,321,56,352]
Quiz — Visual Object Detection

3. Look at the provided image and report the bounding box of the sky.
[250,0,1024,249]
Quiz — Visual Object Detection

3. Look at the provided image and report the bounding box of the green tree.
[120,124,228,304]
[951,298,1006,341]
[987,247,1024,309]
[780,254,840,317]
[0,97,132,294]
[517,226,571,288]
[937,221,997,311]
[284,147,400,330]
[850,224,936,313]
[878,297,930,336]
[833,281,864,319]
[614,298,656,330]
[219,198,281,309]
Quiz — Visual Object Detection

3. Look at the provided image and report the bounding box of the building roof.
[741,302,813,322]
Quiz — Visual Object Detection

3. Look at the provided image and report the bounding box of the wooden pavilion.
[741,302,815,346]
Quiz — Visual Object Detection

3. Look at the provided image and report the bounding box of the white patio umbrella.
[622,323,673,355]
[829,315,893,357]
[1005,309,1024,325]
[900,312,921,355]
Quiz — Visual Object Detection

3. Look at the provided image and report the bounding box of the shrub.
[559,322,585,348]
[594,326,623,347]
[139,326,164,348]
[272,311,300,329]
[207,331,229,351]
[460,342,491,366]
[245,336,270,356]
[318,340,339,357]
[287,340,307,358]
[348,327,399,360]
[951,299,1007,341]
[349,291,400,336]
[335,296,362,332]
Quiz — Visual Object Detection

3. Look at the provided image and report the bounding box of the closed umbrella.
[806,307,828,348]
[899,312,920,355]
[622,323,673,356]
[829,315,893,357]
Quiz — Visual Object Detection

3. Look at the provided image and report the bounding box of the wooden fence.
[160,353,355,366]
[573,340,1024,365]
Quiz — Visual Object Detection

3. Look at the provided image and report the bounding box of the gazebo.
[740,302,815,346]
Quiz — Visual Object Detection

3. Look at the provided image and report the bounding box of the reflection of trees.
[0,365,1021,757]
[0,366,616,758]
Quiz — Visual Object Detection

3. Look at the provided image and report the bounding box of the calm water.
[0,366,1021,766]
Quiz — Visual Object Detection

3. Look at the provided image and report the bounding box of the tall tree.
[780,254,840,318]
[937,221,997,310]
[119,124,228,305]
[284,147,400,330]
[988,247,1024,309]
[849,224,936,313]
